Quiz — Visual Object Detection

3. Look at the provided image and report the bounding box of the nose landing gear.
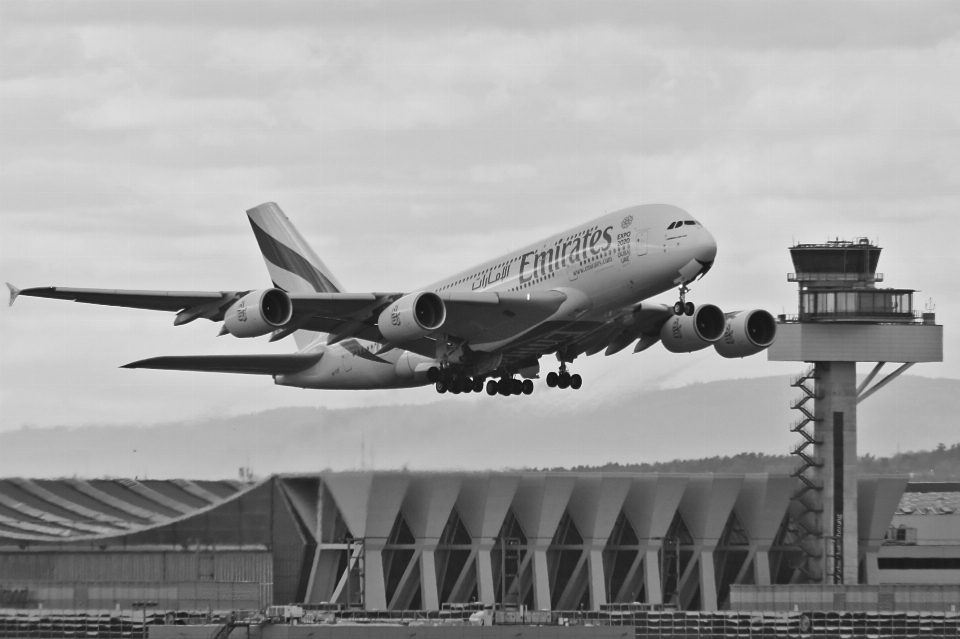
[673,283,695,316]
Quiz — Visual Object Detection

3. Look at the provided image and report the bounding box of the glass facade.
[799,290,913,319]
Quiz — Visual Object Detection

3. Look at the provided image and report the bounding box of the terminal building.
[2,472,958,613]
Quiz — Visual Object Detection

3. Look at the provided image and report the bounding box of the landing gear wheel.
[684,302,695,316]
[497,379,510,396]
[546,372,559,388]
[427,367,440,383]
[435,381,447,394]
[486,380,498,396]
[450,380,462,394]
[570,374,582,390]
[511,379,523,395]
[558,372,571,389]
[461,379,472,394]
[673,302,684,316]
[522,379,534,395]
[474,379,484,393]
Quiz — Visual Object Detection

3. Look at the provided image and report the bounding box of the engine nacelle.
[714,310,778,358]
[660,304,726,353]
[378,292,446,343]
[223,289,293,338]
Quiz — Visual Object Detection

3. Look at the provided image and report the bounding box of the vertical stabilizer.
[246,202,344,349]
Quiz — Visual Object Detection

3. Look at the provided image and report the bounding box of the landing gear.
[673,284,695,316]
[547,361,582,390]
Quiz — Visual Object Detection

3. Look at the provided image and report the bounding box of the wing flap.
[441,290,567,343]
[122,352,323,375]
[289,292,396,317]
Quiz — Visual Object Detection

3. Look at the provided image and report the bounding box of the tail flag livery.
[246,203,344,295]
[246,202,344,349]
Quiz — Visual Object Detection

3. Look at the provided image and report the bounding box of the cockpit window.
[684,220,696,226]
[667,222,676,230]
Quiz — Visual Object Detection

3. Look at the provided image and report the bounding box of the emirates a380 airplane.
[8,202,776,397]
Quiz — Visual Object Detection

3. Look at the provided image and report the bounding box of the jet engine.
[222,288,293,338]
[659,304,726,353]
[378,292,446,343]
[714,310,778,358]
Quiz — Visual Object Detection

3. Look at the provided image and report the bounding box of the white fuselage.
[275,203,717,390]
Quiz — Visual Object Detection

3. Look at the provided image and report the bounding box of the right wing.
[9,283,570,358]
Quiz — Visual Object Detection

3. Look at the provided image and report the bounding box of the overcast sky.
[2,0,959,435]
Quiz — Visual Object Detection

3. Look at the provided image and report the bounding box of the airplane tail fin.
[246,202,344,350]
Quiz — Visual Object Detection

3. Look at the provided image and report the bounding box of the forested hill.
[554,443,960,480]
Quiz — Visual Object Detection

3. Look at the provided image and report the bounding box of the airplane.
[7,202,777,397]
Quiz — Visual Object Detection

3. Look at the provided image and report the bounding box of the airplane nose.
[695,228,718,277]
[699,228,718,263]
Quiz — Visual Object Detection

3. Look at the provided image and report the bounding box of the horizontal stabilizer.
[7,283,20,307]
[122,352,323,375]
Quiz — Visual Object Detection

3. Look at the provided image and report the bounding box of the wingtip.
[6,283,20,307]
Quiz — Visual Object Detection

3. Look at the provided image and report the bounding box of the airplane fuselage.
[276,203,718,390]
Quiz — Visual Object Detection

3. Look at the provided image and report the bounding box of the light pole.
[132,600,158,639]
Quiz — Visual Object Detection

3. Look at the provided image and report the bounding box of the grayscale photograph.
[1,1,958,637]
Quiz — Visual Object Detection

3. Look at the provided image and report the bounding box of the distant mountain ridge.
[553,444,960,480]
[1,375,958,479]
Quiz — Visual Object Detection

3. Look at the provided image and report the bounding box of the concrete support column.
[476,545,496,605]
[587,547,607,610]
[531,547,551,611]
[754,549,771,586]
[644,548,663,605]
[863,549,880,585]
[420,546,440,611]
[814,361,859,584]
[699,550,718,611]
[364,544,387,610]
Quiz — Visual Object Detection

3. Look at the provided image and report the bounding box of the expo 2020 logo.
[621,215,633,229]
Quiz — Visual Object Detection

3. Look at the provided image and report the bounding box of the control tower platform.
[768,238,942,585]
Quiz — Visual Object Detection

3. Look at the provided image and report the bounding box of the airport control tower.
[768,238,942,585]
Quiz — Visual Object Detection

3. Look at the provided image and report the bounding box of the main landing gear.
[485,377,534,397]
[673,283,695,317]
[546,361,582,390]
[434,375,485,394]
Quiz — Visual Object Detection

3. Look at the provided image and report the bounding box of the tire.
[474,379,484,393]
[522,380,534,395]
[498,380,510,396]
[435,381,447,394]
[512,379,523,395]
[546,372,558,388]
[427,367,440,383]
[558,372,571,389]
[673,302,684,316]
[486,380,498,396]
[684,302,695,316]
[570,374,582,390]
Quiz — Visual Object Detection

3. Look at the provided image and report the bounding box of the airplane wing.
[9,285,400,327]
[10,283,569,357]
[122,352,323,375]
[10,285,239,313]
